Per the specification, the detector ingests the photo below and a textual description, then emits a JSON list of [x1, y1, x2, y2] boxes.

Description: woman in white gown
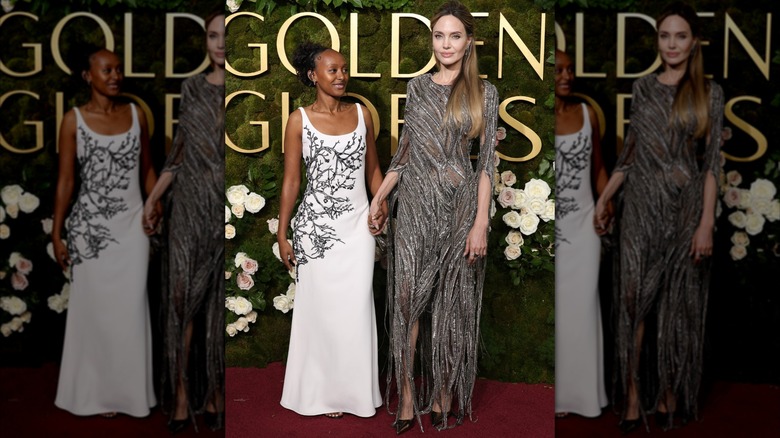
[[554, 49, 609, 418], [51, 46, 158, 418], [276, 42, 386, 418]]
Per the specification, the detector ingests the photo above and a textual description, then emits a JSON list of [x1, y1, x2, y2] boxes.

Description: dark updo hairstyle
[[68, 42, 108, 80], [291, 41, 329, 87]]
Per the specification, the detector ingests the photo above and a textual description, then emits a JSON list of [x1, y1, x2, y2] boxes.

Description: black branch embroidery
[[293, 127, 365, 267], [556, 132, 590, 222], [67, 127, 138, 264]]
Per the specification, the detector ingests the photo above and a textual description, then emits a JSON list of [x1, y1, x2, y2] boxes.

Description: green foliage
[[231, 0, 414, 20]]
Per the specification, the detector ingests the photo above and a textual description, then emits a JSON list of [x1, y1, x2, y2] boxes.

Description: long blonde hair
[[431, 1, 484, 139], [657, 1, 709, 139]]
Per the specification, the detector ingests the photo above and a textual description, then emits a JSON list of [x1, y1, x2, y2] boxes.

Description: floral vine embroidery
[[67, 126, 138, 264], [555, 131, 590, 222], [293, 126, 365, 267]]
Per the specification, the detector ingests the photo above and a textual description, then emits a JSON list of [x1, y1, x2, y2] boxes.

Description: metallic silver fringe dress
[[384, 73, 498, 429], [611, 74, 723, 428], [160, 73, 225, 428]]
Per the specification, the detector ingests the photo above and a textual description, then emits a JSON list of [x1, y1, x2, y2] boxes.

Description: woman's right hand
[[594, 198, 611, 235], [278, 238, 296, 271], [52, 237, 70, 271]]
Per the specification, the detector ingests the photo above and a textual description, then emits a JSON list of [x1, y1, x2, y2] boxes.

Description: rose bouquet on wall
[[718, 129, 780, 262], [0, 184, 70, 339], [224, 160, 294, 337], [492, 128, 556, 285]]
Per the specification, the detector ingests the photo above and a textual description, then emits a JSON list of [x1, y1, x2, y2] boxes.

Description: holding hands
[[368, 198, 388, 236], [593, 198, 613, 236], [142, 199, 163, 236]]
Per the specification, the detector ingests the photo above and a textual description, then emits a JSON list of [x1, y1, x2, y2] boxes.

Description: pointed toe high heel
[[395, 418, 413, 435], [167, 417, 190, 435], [618, 418, 641, 435]]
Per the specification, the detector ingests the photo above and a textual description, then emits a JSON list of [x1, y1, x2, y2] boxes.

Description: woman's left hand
[[689, 223, 713, 263], [464, 222, 488, 265]]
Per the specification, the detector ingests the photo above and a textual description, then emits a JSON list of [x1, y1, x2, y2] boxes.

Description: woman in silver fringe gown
[[369, 1, 498, 434], [594, 2, 723, 433], [143, 10, 225, 433]]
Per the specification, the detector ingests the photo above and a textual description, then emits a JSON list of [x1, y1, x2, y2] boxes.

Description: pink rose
[[15, 257, 32, 275], [498, 187, 516, 208], [496, 126, 507, 141], [11, 272, 28, 291], [241, 258, 258, 275], [236, 272, 254, 290], [723, 187, 741, 209]]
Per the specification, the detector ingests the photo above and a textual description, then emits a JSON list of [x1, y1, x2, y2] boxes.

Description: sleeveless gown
[[554, 103, 607, 417], [55, 104, 156, 417], [280, 104, 382, 416]]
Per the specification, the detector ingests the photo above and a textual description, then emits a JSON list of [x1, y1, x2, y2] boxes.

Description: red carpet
[[0, 362, 223, 438], [226, 362, 554, 437], [555, 382, 780, 437]]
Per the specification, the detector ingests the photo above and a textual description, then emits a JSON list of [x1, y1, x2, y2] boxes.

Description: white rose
[[226, 323, 238, 337], [749, 178, 777, 201], [225, 296, 237, 312], [1, 296, 27, 315], [518, 212, 541, 235], [767, 200, 780, 222], [512, 189, 528, 210], [234, 252, 248, 268], [46, 242, 55, 260], [244, 192, 266, 213], [60, 282, 70, 298], [246, 310, 258, 323], [1, 323, 11, 337], [497, 187, 516, 208], [504, 244, 522, 260], [6, 203, 19, 219], [8, 252, 22, 267], [500, 170, 517, 187], [226, 0, 241, 13], [731, 231, 749, 247], [226, 184, 250, 206], [540, 199, 555, 222], [524, 178, 551, 200], [48, 294, 67, 313], [225, 205, 231, 223], [10, 272, 28, 291], [241, 257, 259, 275], [273, 294, 293, 313], [288, 265, 296, 279], [750, 198, 772, 217], [716, 200, 723, 218], [225, 224, 236, 239], [0, 206, 5, 223], [0, 224, 10, 239], [18, 192, 40, 213], [267, 218, 279, 235], [493, 170, 500, 186], [505, 230, 524, 246], [1, 0, 14, 14], [15, 257, 32, 275], [286, 282, 296, 300], [9, 316, 23, 332], [737, 190, 751, 210], [231, 203, 245, 219], [41, 218, 53, 234], [493, 181, 505, 196], [489, 199, 496, 218], [730, 245, 747, 261], [722, 187, 741, 209], [0, 184, 23, 205], [234, 317, 249, 332], [493, 154, 501, 168], [20, 311, 31, 323], [225, 271, 232, 280], [527, 198, 546, 216], [236, 272, 254, 291], [502, 211, 522, 229], [233, 296, 253, 315], [728, 210, 747, 228], [726, 170, 742, 187], [744, 212, 765, 236]]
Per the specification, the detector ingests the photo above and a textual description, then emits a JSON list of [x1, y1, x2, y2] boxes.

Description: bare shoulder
[[359, 104, 373, 126]]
